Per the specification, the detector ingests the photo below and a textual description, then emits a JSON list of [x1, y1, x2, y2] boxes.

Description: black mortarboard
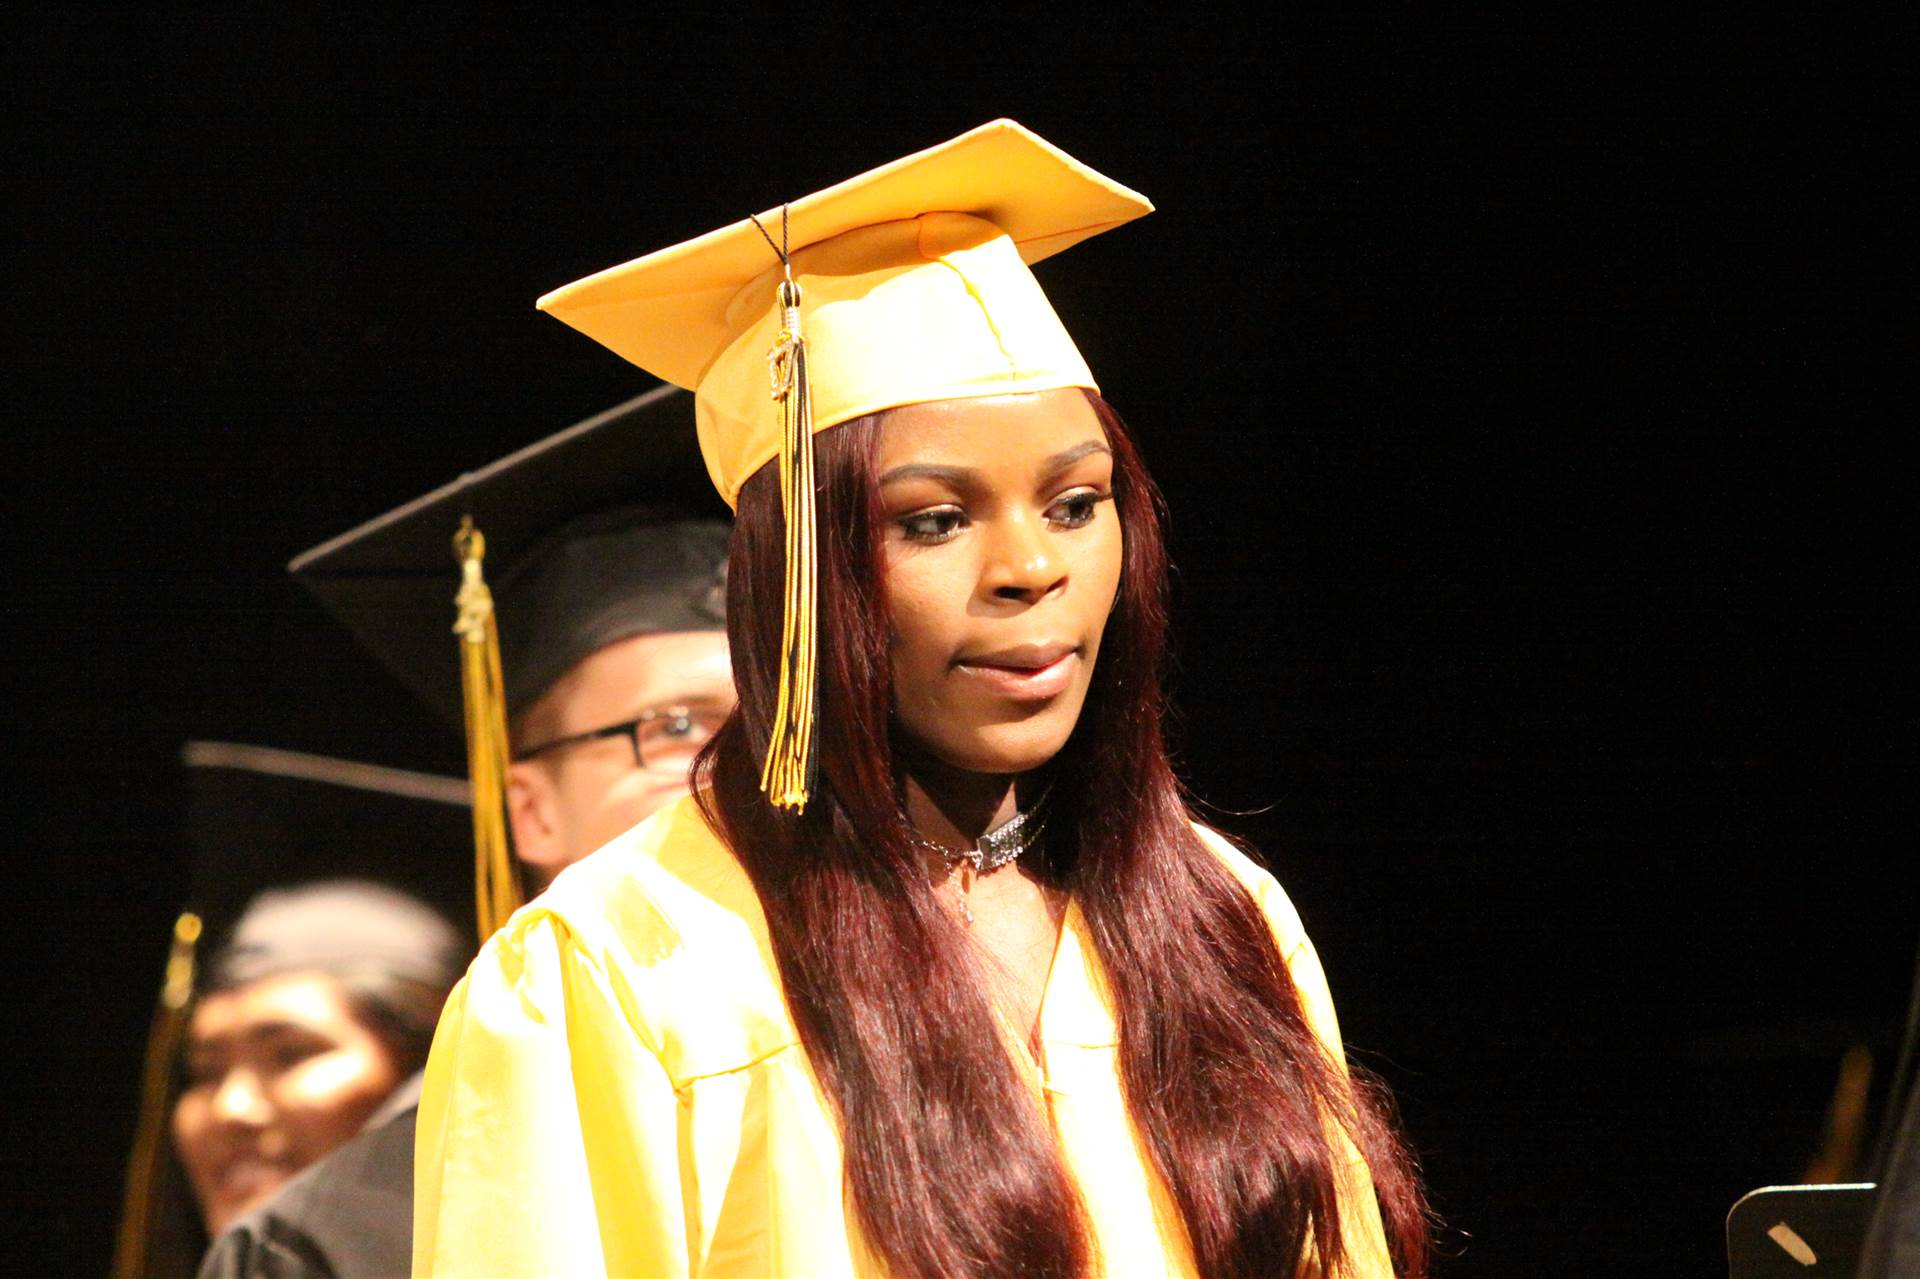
[[182, 740, 473, 963], [288, 384, 730, 728]]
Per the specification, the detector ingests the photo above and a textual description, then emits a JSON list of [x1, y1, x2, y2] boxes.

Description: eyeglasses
[[514, 704, 731, 774]]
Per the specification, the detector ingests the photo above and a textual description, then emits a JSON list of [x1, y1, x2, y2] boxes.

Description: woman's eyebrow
[[879, 442, 1112, 490], [1041, 441, 1112, 479], [239, 1020, 333, 1046], [878, 462, 975, 488]]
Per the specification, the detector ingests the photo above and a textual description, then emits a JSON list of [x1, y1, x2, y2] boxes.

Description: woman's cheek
[[279, 1050, 395, 1154], [887, 574, 953, 677], [170, 1090, 209, 1170], [170, 1090, 225, 1221]]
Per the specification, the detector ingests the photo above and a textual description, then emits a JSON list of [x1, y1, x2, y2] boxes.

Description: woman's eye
[[898, 508, 966, 544], [264, 1036, 330, 1073], [1047, 489, 1109, 530]]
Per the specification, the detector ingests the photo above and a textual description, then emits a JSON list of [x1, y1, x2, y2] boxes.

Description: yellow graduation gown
[[413, 796, 1394, 1278]]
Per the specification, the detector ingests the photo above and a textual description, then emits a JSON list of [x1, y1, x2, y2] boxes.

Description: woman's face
[[171, 971, 404, 1236], [878, 389, 1123, 776]]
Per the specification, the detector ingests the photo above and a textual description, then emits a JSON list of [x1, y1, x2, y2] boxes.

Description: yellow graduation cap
[[538, 120, 1152, 810]]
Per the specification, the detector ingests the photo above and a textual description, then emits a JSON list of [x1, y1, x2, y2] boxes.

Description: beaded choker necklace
[[910, 796, 1048, 924]]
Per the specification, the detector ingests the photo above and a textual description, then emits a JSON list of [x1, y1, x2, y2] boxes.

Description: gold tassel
[[453, 517, 523, 939], [110, 911, 201, 1279], [759, 272, 819, 811]]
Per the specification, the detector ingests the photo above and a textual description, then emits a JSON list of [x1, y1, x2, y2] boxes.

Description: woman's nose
[[983, 514, 1067, 604], [210, 1069, 272, 1127]]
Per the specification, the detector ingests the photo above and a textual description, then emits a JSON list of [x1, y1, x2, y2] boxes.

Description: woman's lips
[[215, 1156, 291, 1203], [953, 645, 1079, 701]]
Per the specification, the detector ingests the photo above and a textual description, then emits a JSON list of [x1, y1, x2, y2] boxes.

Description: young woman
[[414, 121, 1429, 1278]]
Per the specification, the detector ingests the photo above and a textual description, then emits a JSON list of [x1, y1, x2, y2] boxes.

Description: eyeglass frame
[[513, 703, 730, 774]]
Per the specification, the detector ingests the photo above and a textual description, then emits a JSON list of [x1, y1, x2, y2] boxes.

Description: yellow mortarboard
[[539, 119, 1153, 504], [537, 120, 1152, 810]]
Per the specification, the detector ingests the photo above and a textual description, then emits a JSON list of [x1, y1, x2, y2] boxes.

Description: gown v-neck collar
[[1004, 898, 1122, 1095]]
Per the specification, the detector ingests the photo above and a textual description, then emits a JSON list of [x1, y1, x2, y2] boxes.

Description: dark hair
[[333, 972, 446, 1077], [696, 393, 1429, 1278]]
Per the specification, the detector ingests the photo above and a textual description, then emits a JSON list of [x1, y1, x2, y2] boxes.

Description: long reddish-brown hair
[[696, 393, 1428, 1278]]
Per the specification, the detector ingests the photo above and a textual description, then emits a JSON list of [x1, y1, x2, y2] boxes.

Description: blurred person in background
[[194, 389, 733, 1278], [172, 879, 464, 1238], [111, 743, 472, 1279]]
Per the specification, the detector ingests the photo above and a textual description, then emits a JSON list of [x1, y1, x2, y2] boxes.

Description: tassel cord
[[758, 273, 819, 810], [748, 207, 820, 812], [453, 520, 523, 939], [110, 912, 201, 1279]]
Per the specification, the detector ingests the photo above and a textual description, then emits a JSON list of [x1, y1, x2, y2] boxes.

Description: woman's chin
[[917, 723, 1075, 778], [206, 1174, 288, 1237]]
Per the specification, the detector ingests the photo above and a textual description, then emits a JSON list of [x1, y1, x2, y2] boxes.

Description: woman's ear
[[506, 762, 566, 879]]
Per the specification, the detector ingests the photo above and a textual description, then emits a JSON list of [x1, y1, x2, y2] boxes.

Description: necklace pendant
[[974, 809, 1030, 873]]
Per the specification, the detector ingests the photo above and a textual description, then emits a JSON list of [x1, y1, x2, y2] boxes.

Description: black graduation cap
[[288, 384, 730, 728], [182, 740, 474, 959]]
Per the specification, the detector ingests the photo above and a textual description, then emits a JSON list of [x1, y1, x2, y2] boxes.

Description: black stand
[[1727, 1184, 1875, 1277]]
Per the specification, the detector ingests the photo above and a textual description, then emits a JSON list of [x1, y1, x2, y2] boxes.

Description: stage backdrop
[[7, 14, 1909, 1277]]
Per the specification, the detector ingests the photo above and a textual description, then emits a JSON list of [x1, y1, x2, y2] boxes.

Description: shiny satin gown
[[413, 797, 1393, 1277]]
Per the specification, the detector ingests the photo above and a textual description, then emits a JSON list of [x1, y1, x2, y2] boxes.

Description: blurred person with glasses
[[295, 385, 736, 897], [506, 641, 733, 889], [192, 387, 733, 1279]]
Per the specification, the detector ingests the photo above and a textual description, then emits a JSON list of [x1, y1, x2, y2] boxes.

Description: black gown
[[1859, 1053, 1920, 1275]]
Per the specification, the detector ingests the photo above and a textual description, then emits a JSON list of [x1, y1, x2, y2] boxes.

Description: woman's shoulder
[[1187, 819, 1350, 1058], [466, 795, 795, 1081], [512, 794, 758, 951], [1188, 819, 1310, 962]]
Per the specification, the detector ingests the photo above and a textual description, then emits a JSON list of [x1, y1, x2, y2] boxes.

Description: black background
[[7, 13, 1911, 1276]]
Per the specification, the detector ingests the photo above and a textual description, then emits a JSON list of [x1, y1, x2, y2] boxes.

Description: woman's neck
[[899, 751, 1025, 847]]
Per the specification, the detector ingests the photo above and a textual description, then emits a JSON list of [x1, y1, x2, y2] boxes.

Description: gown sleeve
[[412, 909, 690, 1279], [1223, 836, 1399, 1279], [1279, 925, 1397, 1276]]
